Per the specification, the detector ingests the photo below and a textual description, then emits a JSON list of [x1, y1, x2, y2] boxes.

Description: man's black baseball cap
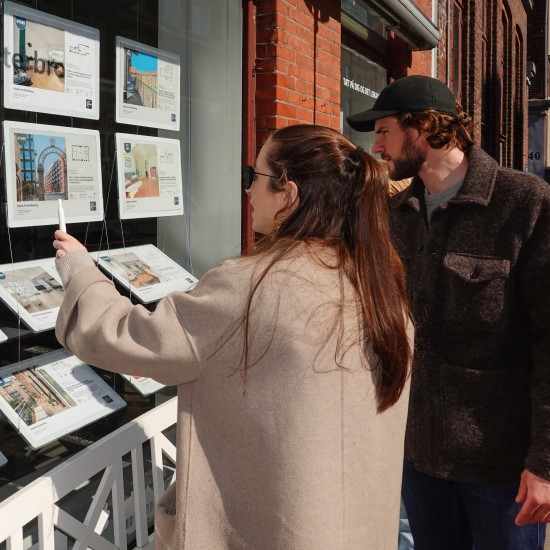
[[346, 75, 458, 132]]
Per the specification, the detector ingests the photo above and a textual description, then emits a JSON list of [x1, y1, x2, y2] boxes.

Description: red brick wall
[[255, 0, 342, 147], [253, 0, 529, 169], [438, 0, 529, 167], [460, 1, 485, 143], [386, 0, 433, 80], [388, 34, 432, 81], [253, 0, 437, 145]]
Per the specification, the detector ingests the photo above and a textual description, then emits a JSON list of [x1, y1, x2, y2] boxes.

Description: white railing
[[0, 397, 178, 550]]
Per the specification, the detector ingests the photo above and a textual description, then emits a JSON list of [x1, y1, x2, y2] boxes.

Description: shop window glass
[[0, 0, 241, 499], [341, 0, 387, 38]]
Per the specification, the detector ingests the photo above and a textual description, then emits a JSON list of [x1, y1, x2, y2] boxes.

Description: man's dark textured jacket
[[391, 145, 550, 483]]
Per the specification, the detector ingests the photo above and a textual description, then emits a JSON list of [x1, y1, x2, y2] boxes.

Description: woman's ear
[[284, 180, 299, 207]]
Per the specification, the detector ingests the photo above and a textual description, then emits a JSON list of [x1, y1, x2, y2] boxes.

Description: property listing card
[[115, 36, 180, 131], [0, 257, 64, 332], [93, 244, 197, 303], [3, 1, 100, 119], [115, 133, 183, 220], [122, 374, 165, 396], [0, 349, 126, 449], [3, 121, 103, 228]]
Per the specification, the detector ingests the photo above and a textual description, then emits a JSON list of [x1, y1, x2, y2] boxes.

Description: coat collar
[[392, 145, 499, 212]]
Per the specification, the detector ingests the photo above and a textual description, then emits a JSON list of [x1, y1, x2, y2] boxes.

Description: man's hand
[[515, 469, 550, 524], [53, 230, 87, 259]]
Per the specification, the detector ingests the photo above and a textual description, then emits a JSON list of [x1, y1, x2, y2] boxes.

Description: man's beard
[[386, 133, 426, 181]]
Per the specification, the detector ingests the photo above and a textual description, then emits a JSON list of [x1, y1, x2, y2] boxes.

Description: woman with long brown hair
[[53, 124, 412, 549]]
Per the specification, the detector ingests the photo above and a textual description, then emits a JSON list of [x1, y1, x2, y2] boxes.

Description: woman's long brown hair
[[241, 124, 411, 412]]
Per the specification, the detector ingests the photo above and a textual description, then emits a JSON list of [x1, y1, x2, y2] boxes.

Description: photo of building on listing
[[14, 132, 67, 202], [123, 47, 158, 109], [0, 366, 76, 427]]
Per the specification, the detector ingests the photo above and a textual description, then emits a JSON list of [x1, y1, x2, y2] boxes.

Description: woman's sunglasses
[[242, 165, 277, 190]]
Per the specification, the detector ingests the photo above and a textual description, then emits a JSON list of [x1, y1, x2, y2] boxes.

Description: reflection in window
[[341, 0, 386, 38]]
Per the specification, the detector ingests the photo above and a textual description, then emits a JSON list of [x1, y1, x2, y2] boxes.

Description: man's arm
[[515, 180, 550, 523]]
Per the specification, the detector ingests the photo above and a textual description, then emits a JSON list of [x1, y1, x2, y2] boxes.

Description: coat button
[[416, 243, 424, 252]]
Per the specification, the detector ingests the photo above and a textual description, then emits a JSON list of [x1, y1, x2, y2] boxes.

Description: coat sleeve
[[55, 250, 250, 386], [518, 185, 550, 480]]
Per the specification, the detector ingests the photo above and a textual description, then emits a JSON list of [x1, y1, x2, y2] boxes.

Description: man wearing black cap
[[348, 75, 550, 549]]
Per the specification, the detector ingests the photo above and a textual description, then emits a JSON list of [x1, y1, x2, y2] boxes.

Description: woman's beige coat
[[55, 246, 411, 550]]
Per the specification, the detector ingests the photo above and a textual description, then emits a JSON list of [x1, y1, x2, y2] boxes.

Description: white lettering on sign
[[342, 77, 380, 99]]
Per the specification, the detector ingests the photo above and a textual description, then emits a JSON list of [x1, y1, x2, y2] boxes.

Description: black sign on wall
[[340, 45, 386, 153]]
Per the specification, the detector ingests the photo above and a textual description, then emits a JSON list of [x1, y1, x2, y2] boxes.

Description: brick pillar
[[255, 0, 342, 147]]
